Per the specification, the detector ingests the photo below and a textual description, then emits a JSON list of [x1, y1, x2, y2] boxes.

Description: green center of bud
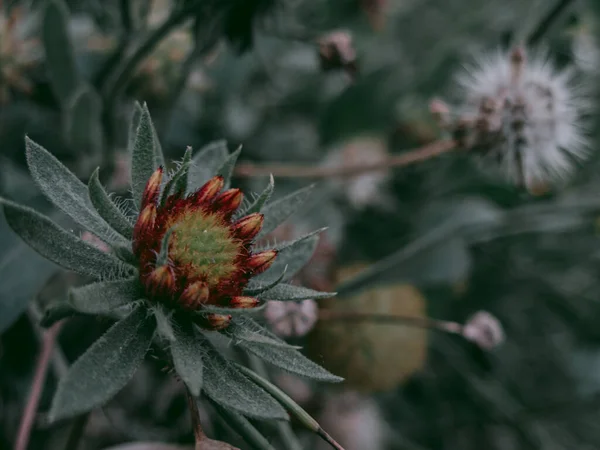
[[168, 210, 241, 287]]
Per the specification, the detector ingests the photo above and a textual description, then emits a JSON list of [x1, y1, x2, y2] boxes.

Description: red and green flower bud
[[133, 204, 157, 255], [141, 167, 163, 209], [229, 296, 259, 309], [180, 281, 210, 309], [247, 250, 277, 274], [231, 213, 264, 240], [145, 265, 176, 299], [212, 188, 243, 217], [191, 175, 224, 206], [202, 313, 232, 330]]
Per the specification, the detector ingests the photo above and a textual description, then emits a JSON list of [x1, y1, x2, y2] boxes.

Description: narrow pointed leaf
[[88, 168, 134, 239], [239, 174, 275, 217], [211, 402, 277, 450], [225, 317, 301, 350], [69, 278, 140, 314], [199, 338, 289, 420], [161, 147, 192, 203], [256, 185, 314, 240], [131, 103, 164, 209], [128, 101, 143, 151], [42, 0, 81, 103], [170, 321, 204, 396], [258, 284, 336, 302], [215, 146, 242, 190], [49, 305, 156, 422], [235, 364, 323, 431], [244, 266, 287, 295], [0, 199, 133, 280], [25, 137, 126, 246], [187, 140, 229, 193], [254, 233, 321, 284], [233, 318, 342, 382], [152, 304, 175, 341], [201, 302, 267, 315]]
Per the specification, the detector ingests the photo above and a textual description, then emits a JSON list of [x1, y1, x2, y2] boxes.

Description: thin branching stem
[[318, 310, 463, 334], [233, 140, 457, 179], [14, 320, 64, 450], [185, 386, 206, 448]]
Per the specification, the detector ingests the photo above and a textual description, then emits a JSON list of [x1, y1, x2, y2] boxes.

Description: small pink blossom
[[462, 310, 505, 350]]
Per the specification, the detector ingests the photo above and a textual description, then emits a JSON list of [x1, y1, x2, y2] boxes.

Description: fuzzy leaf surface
[[232, 318, 342, 382], [254, 232, 320, 284], [48, 305, 156, 422], [131, 103, 164, 209], [187, 141, 229, 193], [243, 267, 287, 296], [199, 338, 289, 420], [225, 317, 300, 350], [162, 148, 192, 202], [25, 137, 126, 246], [42, 0, 81, 103], [88, 168, 134, 239], [0, 199, 133, 280], [69, 278, 140, 314], [258, 283, 336, 302], [238, 175, 274, 218], [170, 321, 204, 396], [215, 146, 241, 190], [0, 213, 58, 332], [256, 185, 314, 240]]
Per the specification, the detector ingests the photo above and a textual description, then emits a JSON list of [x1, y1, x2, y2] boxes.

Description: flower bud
[[247, 250, 277, 274], [212, 189, 243, 217], [192, 175, 224, 205], [133, 204, 157, 255], [145, 265, 176, 299], [141, 167, 163, 209], [203, 313, 232, 331], [229, 296, 259, 309], [180, 281, 210, 309], [231, 213, 264, 240]]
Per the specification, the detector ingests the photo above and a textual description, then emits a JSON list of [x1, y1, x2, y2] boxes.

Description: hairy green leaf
[[128, 102, 143, 152], [225, 317, 301, 350], [243, 267, 287, 296], [254, 232, 321, 284], [0, 199, 133, 280], [88, 168, 134, 239], [69, 278, 140, 314], [0, 213, 59, 333], [211, 401, 277, 450], [199, 338, 289, 420], [48, 305, 156, 422], [258, 283, 336, 302], [162, 147, 192, 203], [42, 0, 81, 103], [187, 141, 229, 193], [256, 185, 314, 240], [233, 318, 342, 382], [170, 321, 204, 396], [215, 146, 242, 190], [131, 103, 164, 209], [25, 137, 126, 246], [41, 302, 79, 328], [236, 175, 274, 219]]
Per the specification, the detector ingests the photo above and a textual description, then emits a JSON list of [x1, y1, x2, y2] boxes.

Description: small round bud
[[462, 311, 505, 351]]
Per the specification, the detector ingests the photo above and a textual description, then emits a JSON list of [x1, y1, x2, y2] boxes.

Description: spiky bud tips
[[199, 313, 232, 331], [133, 204, 157, 255], [229, 296, 259, 309], [437, 46, 591, 191], [247, 250, 277, 274], [180, 281, 210, 309], [192, 175, 224, 205], [231, 213, 264, 240], [141, 167, 163, 209], [212, 188, 243, 217], [145, 265, 176, 299]]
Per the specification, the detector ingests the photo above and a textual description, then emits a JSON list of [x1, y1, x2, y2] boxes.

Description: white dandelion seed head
[[450, 46, 592, 191]]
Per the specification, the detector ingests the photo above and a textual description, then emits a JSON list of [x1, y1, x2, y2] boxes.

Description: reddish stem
[[14, 321, 64, 450]]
